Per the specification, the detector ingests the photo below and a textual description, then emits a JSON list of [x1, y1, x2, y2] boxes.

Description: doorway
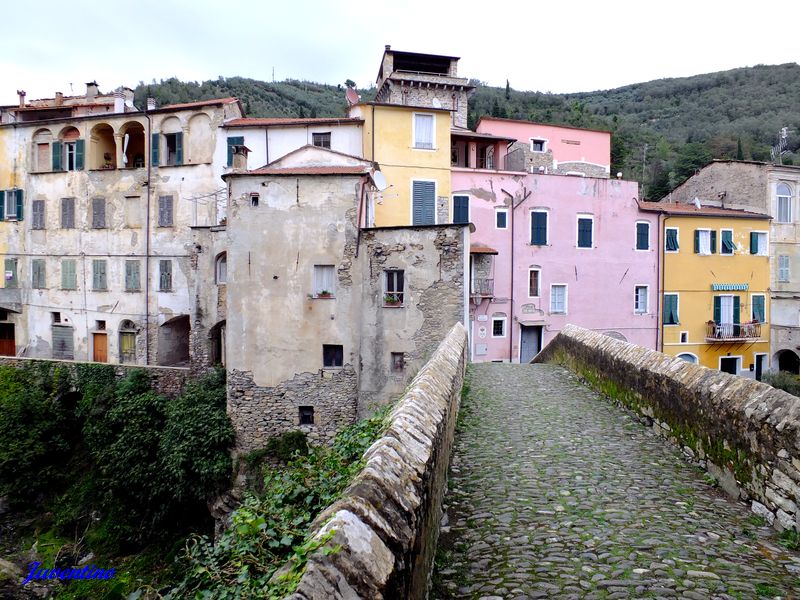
[[719, 356, 740, 376], [520, 325, 542, 363], [93, 332, 108, 363], [754, 354, 766, 381], [0, 323, 14, 356]]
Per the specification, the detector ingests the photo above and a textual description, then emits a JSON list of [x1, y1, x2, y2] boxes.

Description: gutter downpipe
[[658, 213, 666, 353], [144, 109, 152, 364]]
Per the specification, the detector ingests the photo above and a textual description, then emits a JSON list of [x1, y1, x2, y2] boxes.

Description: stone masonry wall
[[534, 324, 800, 532], [0, 356, 190, 398], [288, 323, 468, 600]]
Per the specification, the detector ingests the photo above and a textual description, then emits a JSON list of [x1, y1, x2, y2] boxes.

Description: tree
[[344, 79, 356, 89], [737, 137, 744, 160], [674, 142, 713, 183], [505, 79, 511, 100]]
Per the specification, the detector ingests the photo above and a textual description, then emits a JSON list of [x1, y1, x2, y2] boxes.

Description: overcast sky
[[3, 0, 799, 105]]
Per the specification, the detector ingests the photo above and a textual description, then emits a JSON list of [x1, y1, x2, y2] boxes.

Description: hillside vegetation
[[135, 62, 800, 198]]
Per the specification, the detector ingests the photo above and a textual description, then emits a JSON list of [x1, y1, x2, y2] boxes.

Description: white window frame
[[530, 137, 548, 153], [312, 264, 336, 298], [495, 207, 509, 230], [696, 228, 712, 255], [530, 209, 549, 245], [384, 269, 405, 306], [215, 253, 227, 285], [679, 331, 689, 344], [778, 254, 790, 282], [528, 268, 541, 298], [665, 227, 680, 253], [676, 352, 698, 364], [452, 194, 470, 224], [634, 285, 649, 315], [753, 230, 769, 256], [635, 220, 650, 251], [4, 191, 17, 219], [776, 183, 792, 223], [576, 214, 594, 249], [491, 316, 507, 338], [750, 293, 766, 323], [412, 112, 436, 150], [720, 228, 734, 256], [550, 283, 568, 315]]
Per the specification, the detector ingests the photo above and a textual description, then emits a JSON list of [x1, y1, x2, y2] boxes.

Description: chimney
[[113, 90, 125, 113], [55, 92, 63, 106], [123, 87, 135, 108], [16, 90, 25, 108], [146, 97, 156, 111], [385, 44, 391, 51], [85, 81, 99, 100], [231, 144, 251, 171]]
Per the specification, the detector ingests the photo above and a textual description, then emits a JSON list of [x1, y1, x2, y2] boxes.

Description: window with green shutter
[[577, 216, 593, 248], [151, 133, 160, 166], [61, 198, 75, 229], [531, 211, 547, 245], [752, 295, 765, 323], [31, 259, 46, 289], [227, 136, 244, 167], [92, 260, 107, 290], [452, 195, 469, 224], [158, 196, 174, 226], [159, 260, 172, 291], [635, 222, 649, 250], [663, 293, 679, 324], [411, 180, 435, 225], [164, 133, 183, 166], [1, 189, 23, 221], [61, 259, 77, 290], [125, 260, 141, 291], [32, 200, 45, 229], [721, 230, 734, 254], [665, 228, 679, 252]]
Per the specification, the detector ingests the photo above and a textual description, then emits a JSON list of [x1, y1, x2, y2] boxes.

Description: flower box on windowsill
[[314, 291, 334, 299], [383, 294, 403, 307]]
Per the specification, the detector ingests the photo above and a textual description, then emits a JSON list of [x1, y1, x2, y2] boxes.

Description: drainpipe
[[509, 195, 515, 362], [265, 126, 269, 164], [658, 213, 667, 353], [144, 109, 153, 364], [355, 175, 368, 257]]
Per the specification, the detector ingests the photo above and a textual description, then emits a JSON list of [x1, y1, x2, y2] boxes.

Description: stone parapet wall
[[0, 356, 190, 398], [534, 324, 800, 532], [287, 322, 467, 599]]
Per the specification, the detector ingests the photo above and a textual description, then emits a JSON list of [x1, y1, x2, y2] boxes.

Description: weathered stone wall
[[288, 322, 467, 600], [534, 324, 800, 532], [0, 356, 190, 397], [668, 160, 767, 209]]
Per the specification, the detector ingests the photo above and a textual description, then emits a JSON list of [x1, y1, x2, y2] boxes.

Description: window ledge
[[411, 146, 438, 151], [311, 295, 335, 300], [383, 303, 404, 308]]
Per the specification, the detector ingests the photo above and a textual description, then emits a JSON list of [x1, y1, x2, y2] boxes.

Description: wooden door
[[93, 333, 108, 363], [0, 324, 14, 356]]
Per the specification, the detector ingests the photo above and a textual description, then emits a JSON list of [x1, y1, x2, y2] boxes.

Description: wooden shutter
[[227, 136, 244, 166], [159, 196, 173, 226], [175, 132, 183, 165], [62, 260, 76, 290], [532, 212, 547, 245], [710, 230, 717, 253], [753, 296, 765, 322], [578, 219, 592, 247], [4, 259, 17, 288], [636, 223, 648, 249], [151, 133, 160, 166], [61, 198, 75, 228], [32, 260, 45, 288], [93, 260, 106, 290], [125, 261, 140, 291], [75, 139, 85, 170], [52, 141, 63, 171], [713, 296, 721, 324], [15, 190, 23, 221], [733, 296, 740, 324], [694, 230, 700, 253], [92, 198, 105, 228], [453, 196, 469, 224], [750, 232, 758, 254], [160, 260, 172, 291], [32, 200, 44, 229], [52, 326, 74, 359], [412, 181, 435, 225], [0, 191, 5, 221]]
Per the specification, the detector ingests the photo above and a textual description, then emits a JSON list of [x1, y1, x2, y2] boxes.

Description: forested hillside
[[134, 62, 800, 198]]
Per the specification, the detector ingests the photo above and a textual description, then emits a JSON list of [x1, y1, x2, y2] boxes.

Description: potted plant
[[317, 290, 333, 298], [384, 293, 402, 306]]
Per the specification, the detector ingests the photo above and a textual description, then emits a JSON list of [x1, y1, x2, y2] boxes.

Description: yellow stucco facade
[[658, 212, 771, 377], [350, 103, 451, 227]]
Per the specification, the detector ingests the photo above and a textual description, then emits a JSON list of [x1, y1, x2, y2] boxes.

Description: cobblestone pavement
[[433, 363, 800, 599]]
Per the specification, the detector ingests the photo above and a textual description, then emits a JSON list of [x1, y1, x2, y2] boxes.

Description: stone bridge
[[287, 325, 800, 599]]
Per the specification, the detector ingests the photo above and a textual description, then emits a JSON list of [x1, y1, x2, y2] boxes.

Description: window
[[299, 406, 315, 425], [120, 330, 136, 364], [158, 196, 174, 227], [412, 180, 435, 225], [91, 198, 106, 229], [226, 136, 244, 166], [390, 352, 405, 373], [61, 198, 75, 229], [530, 138, 547, 152], [322, 344, 343, 368], [312, 132, 331, 149], [159, 260, 172, 292], [413, 113, 434, 149], [495, 208, 508, 230], [96, 320, 106, 330], [635, 222, 650, 250], [752, 294, 766, 323], [491, 316, 506, 338], [680, 331, 688, 344], [550, 284, 567, 314], [577, 215, 593, 248], [31, 200, 45, 230], [0, 189, 23, 221], [721, 229, 734, 255], [665, 227, 679, 252], [4, 259, 17, 288], [31, 259, 46, 289], [125, 260, 141, 291], [531, 210, 547, 245], [779, 255, 790, 281], [384, 269, 404, 305], [663, 293, 679, 325], [250, 193, 259, 207], [776, 183, 792, 223], [216, 253, 227, 284], [694, 229, 716, 255], [164, 132, 184, 166], [453, 195, 469, 224], [313, 264, 335, 297], [750, 231, 768, 256], [61, 260, 76, 290], [634, 285, 648, 314], [51, 312, 61, 324], [713, 295, 740, 325], [52, 134, 84, 171], [92, 260, 107, 290], [528, 268, 540, 297]]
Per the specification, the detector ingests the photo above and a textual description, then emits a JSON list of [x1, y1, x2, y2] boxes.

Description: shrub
[[762, 371, 800, 397], [264, 430, 309, 462]]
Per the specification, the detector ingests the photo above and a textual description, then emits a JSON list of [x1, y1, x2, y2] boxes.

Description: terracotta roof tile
[[225, 117, 363, 127], [241, 166, 370, 176], [638, 201, 770, 219]]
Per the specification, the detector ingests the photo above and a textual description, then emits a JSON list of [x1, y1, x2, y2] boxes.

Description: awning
[[470, 244, 498, 255]]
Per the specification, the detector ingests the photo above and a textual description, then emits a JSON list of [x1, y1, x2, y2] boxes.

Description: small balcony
[[471, 278, 494, 298], [705, 322, 761, 342]]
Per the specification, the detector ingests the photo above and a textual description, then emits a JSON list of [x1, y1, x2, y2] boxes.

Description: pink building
[[452, 121, 658, 362]]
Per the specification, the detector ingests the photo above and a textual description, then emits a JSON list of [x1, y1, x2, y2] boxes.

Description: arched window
[[55, 126, 84, 171], [676, 353, 698, 364], [776, 183, 792, 223], [32, 128, 53, 172], [89, 123, 116, 169], [215, 252, 227, 284]]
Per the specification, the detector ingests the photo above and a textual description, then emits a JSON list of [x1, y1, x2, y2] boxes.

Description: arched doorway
[[209, 320, 226, 366], [777, 349, 800, 374], [157, 315, 190, 366], [119, 319, 138, 364]]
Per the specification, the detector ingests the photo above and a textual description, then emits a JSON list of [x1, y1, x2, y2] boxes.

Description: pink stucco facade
[[453, 168, 658, 362], [476, 117, 611, 172]]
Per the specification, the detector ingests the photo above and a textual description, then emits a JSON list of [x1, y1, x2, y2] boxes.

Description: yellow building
[[349, 102, 452, 226], [640, 202, 772, 379]]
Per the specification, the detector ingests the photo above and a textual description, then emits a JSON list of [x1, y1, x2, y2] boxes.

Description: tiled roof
[[225, 117, 363, 127], [470, 243, 498, 254], [638, 201, 770, 219], [240, 166, 370, 176]]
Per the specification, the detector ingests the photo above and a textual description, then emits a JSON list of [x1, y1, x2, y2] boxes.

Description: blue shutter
[[52, 141, 63, 171], [453, 196, 469, 224], [532, 212, 547, 245], [636, 222, 648, 249], [151, 133, 160, 167], [578, 218, 592, 247], [75, 139, 85, 170], [412, 181, 435, 225], [175, 132, 183, 165]]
